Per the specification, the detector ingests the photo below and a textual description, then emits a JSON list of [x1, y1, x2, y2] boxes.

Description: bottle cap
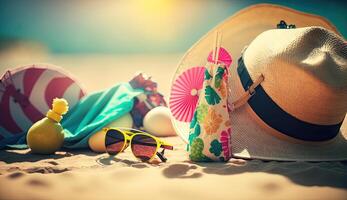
[[46, 98, 69, 122]]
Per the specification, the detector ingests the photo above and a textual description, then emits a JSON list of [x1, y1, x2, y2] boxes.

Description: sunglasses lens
[[105, 129, 125, 155], [131, 135, 157, 162]]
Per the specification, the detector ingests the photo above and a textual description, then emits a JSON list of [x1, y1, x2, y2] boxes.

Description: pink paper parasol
[[207, 47, 232, 68], [169, 66, 205, 122]]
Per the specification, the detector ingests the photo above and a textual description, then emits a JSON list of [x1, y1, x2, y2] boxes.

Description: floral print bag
[[188, 63, 232, 162]]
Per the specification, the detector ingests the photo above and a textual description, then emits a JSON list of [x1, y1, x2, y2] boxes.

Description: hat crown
[[245, 27, 347, 88], [243, 26, 347, 125]]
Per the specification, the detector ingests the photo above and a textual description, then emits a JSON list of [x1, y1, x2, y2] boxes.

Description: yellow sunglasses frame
[[104, 127, 173, 162]]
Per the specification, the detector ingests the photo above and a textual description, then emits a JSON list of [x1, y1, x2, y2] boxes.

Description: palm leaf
[[214, 66, 224, 88], [204, 69, 212, 80], [205, 85, 221, 105]]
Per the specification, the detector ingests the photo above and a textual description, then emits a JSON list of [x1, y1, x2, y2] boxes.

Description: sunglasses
[[104, 128, 173, 162]]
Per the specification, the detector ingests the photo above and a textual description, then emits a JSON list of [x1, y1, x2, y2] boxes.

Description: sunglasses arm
[[155, 142, 173, 162], [160, 142, 173, 150], [156, 149, 168, 162]]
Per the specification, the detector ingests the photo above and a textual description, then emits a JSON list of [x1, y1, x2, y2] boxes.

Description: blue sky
[[0, 0, 346, 54]]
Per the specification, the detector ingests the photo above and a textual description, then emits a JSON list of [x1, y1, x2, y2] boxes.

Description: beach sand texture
[[1, 136, 347, 200], [0, 54, 347, 200]]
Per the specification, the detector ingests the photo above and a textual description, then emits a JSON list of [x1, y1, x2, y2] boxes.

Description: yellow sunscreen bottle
[[27, 98, 69, 154]]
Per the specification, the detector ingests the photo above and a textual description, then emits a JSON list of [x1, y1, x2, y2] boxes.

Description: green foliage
[[189, 112, 201, 149], [214, 66, 225, 88], [205, 68, 212, 80], [205, 86, 221, 105], [190, 111, 198, 129], [196, 103, 208, 123], [189, 123, 200, 145], [189, 138, 212, 162], [209, 139, 222, 157]]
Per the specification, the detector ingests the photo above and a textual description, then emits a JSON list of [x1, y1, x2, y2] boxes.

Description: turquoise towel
[[2, 82, 143, 149], [62, 82, 143, 148]]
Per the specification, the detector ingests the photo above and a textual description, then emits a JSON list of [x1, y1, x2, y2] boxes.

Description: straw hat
[[171, 4, 347, 161]]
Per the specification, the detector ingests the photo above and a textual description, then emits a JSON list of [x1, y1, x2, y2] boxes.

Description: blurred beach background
[[1, 1, 347, 200], [0, 0, 346, 96]]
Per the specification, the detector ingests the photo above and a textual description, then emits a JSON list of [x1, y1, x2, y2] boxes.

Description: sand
[[1, 136, 347, 200], [1, 53, 347, 200]]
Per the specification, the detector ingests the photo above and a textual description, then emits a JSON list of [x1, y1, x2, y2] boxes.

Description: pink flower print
[[220, 128, 231, 160]]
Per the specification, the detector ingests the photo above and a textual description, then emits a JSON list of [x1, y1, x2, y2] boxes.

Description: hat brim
[[228, 60, 347, 161], [170, 3, 347, 161]]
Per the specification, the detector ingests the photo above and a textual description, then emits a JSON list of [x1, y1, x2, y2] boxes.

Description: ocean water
[[0, 0, 346, 54]]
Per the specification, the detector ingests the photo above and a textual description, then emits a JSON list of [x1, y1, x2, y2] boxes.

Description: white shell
[[143, 106, 176, 137]]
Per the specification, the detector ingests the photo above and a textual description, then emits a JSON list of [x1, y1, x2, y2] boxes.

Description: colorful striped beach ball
[[0, 64, 86, 141]]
